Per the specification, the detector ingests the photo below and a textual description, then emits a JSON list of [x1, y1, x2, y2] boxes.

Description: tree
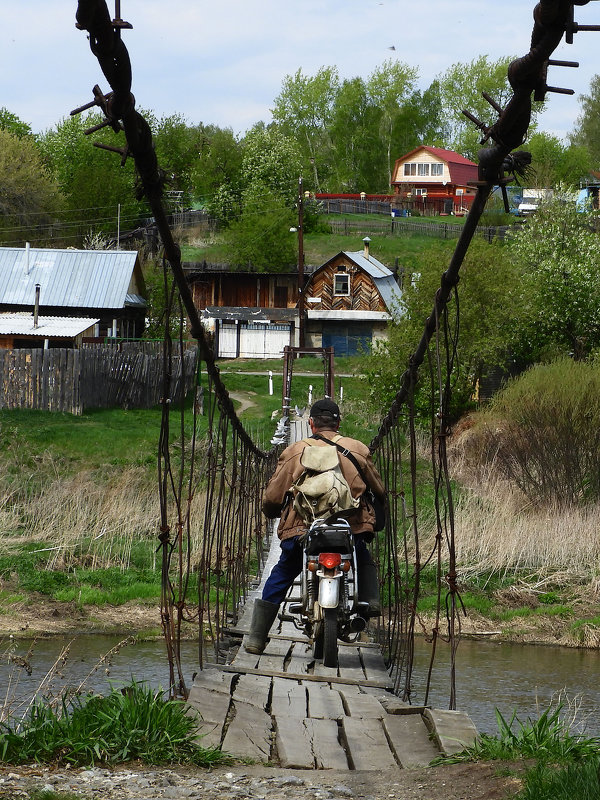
[[0, 108, 32, 139], [571, 74, 600, 166], [0, 128, 62, 244], [191, 125, 243, 214], [526, 132, 591, 188], [39, 113, 147, 243], [272, 66, 339, 191], [437, 55, 523, 159], [241, 123, 304, 204], [368, 238, 521, 419], [366, 59, 418, 187], [223, 184, 296, 272], [508, 192, 600, 360], [330, 77, 384, 192], [151, 113, 205, 204]]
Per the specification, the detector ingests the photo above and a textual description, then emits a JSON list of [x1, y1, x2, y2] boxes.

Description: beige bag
[[292, 441, 360, 523]]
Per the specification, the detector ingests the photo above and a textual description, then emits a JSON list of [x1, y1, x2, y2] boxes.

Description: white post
[[268, 371, 273, 396], [340, 385, 344, 403], [308, 384, 313, 405], [117, 203, 121, 248]]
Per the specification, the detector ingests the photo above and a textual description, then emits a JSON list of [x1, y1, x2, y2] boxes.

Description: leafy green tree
[[368, 238, 520, 418], [39, 113, 147, 242], [366, 59, 418, 186], [151, 113, 205, 203], [0, 108, 32, 139], [223, 184, 296, 272], [526, 132, 591, 188], [0, 128, 62, 244], [272, 66, 339, 191], [437, 55, 522, 159], [508, 192, 600, 360], [191, 125, 243, 213], [330, 77, 384, 192], [571, 74, 600, 166], [241, 123, 304, 204]]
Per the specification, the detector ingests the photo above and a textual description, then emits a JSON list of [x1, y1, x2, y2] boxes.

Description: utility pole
[[297, 176, 305, 348]]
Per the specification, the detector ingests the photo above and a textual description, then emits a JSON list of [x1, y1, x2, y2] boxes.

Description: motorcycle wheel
[[322, 607, 338, 668], [313, 620, 324, 660]]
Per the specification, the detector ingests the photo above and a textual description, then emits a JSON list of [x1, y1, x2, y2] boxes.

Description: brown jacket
[[262, 430, 385, 541]]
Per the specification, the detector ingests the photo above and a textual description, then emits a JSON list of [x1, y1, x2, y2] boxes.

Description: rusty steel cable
[[72, 1, 595, 704]]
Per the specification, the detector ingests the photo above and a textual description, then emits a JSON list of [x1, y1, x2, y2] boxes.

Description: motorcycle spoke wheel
[[322, 607, 338, 668]]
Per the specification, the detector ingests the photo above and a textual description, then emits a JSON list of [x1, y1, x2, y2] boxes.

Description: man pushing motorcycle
[[245, 398, 386, 655]]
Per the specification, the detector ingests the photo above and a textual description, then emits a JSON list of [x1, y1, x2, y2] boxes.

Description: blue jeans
[[262, 535, 374, 605]]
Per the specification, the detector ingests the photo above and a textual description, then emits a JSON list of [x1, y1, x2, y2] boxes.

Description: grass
[[0, 680, 230, 767]]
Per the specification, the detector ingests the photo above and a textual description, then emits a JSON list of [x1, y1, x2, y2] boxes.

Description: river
[[2, 635, 599, 736]]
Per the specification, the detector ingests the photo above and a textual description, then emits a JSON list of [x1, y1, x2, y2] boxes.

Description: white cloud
[[1, 0, 598, 141]]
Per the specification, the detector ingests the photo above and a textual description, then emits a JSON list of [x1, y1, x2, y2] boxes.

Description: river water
[[2, 635, 599, 736]]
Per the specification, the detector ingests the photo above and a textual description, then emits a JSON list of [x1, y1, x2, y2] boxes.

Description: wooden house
[[303, 239, 401, 356], [0, 246, 147, 340], [187, 263, 299, 358], [391, 146, 478, 215]]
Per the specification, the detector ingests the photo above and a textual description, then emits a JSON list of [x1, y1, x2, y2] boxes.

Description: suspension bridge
[[71, 0, 599, 771]]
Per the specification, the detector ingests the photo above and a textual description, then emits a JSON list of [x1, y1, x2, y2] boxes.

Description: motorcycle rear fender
[[318, 575, 341, 608]]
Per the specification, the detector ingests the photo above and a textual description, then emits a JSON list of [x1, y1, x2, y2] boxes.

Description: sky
[[2, 0, 599, 142]]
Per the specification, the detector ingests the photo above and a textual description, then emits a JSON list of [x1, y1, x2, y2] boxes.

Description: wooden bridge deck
[[187, 416, 478, 769]]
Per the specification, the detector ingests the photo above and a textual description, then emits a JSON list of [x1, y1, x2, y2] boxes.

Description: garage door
[[322, 324, 372, 356]]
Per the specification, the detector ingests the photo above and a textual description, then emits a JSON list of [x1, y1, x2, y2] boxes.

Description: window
[[417, 163, 430, 177], [431, 163, 444, 176], [334, 273, 350, 295], [415, 188, 427, 196], [403, 163, 416, 176]]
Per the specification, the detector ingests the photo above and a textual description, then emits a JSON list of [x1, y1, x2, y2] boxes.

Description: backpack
[[291, 440, 360, 524]]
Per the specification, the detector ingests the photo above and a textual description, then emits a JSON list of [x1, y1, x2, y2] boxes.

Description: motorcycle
[[282, 517, 369, 668]]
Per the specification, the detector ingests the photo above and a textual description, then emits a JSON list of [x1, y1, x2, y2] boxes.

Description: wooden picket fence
[[0, 345, 198, 415]]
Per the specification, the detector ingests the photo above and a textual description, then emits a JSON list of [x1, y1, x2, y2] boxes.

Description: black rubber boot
[[244, 598, 279, 654], [358, 561, 381, 617]]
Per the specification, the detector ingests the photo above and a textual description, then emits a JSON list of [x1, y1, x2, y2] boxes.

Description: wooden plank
[[337, 691, 386, 719], [383, 714, 440, 768], [189, 669, 233, 693], [286, 640, 313, 674], [337, 646, 366, 682], [274, 716, 314, 769], [213, 663, 392, 688], [306, 682, 345, 720], [185, 687, 231, 749], [271, 679, 306, 717], [256, 637, 290, 673], [423, 708, 478, 756], [342, 717, 397, 771], [359, 646, 393, 687], [233, 674, 271, 708], [306, 718, 348, 770], [221, 701, 272, 762]]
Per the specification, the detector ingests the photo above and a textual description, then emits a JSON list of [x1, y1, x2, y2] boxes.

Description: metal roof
[[0, 247, 143, 309], [341, 250, 402, 315], [307, 310, 391, 322], [203, 306, 297, 323], [0, 313, 99, 337]]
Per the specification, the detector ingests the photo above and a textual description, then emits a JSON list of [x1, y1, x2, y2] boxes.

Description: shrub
[[464, 359, 600, 507]]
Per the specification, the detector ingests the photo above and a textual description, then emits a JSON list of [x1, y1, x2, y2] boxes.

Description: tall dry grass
[[0, 463, 208, 571]]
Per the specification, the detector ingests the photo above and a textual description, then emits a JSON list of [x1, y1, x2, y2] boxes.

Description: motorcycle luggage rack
[[305, 529, 352, 554]]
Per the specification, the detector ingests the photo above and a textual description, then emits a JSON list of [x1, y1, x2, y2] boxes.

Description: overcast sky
[[2, 0, 599, 142]]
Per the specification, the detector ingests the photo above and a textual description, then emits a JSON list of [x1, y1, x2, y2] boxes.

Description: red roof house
[[391, 146, 479, 215]]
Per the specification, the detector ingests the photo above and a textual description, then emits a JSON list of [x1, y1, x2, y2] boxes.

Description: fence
[[0, 345, 198, 415], [327, 215, 509, 242]]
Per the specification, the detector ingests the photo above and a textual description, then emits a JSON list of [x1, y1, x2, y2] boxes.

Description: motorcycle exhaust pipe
[[348, 616, 367, 633]]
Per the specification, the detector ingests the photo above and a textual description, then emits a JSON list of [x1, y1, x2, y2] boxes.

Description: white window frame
[[334, 273, 350, 296], [415, 188, 427, 196], [417, 163, 430, 177], [403, 163, 416, 176], [431, 163, 444, 176]]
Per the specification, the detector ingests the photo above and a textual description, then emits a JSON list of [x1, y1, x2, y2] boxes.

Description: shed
[[0, 313, 100, 350], [0, 246, 146, 339]]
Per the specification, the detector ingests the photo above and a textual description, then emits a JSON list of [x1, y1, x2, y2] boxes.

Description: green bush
[[0, 681, 229, 767], [467, 358, 600, 506], [517, 759, 600, 800]]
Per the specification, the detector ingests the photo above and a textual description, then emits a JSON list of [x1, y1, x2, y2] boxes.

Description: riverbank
[[2, 590, 599, 650], [0, 761, 524, 800]]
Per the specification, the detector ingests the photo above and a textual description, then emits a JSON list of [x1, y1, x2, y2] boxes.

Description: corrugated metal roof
[[0, 313, 99, 337], [307, 310, 390, 322], [342, 250, 402, 315], [0, 247, 140, 310]]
